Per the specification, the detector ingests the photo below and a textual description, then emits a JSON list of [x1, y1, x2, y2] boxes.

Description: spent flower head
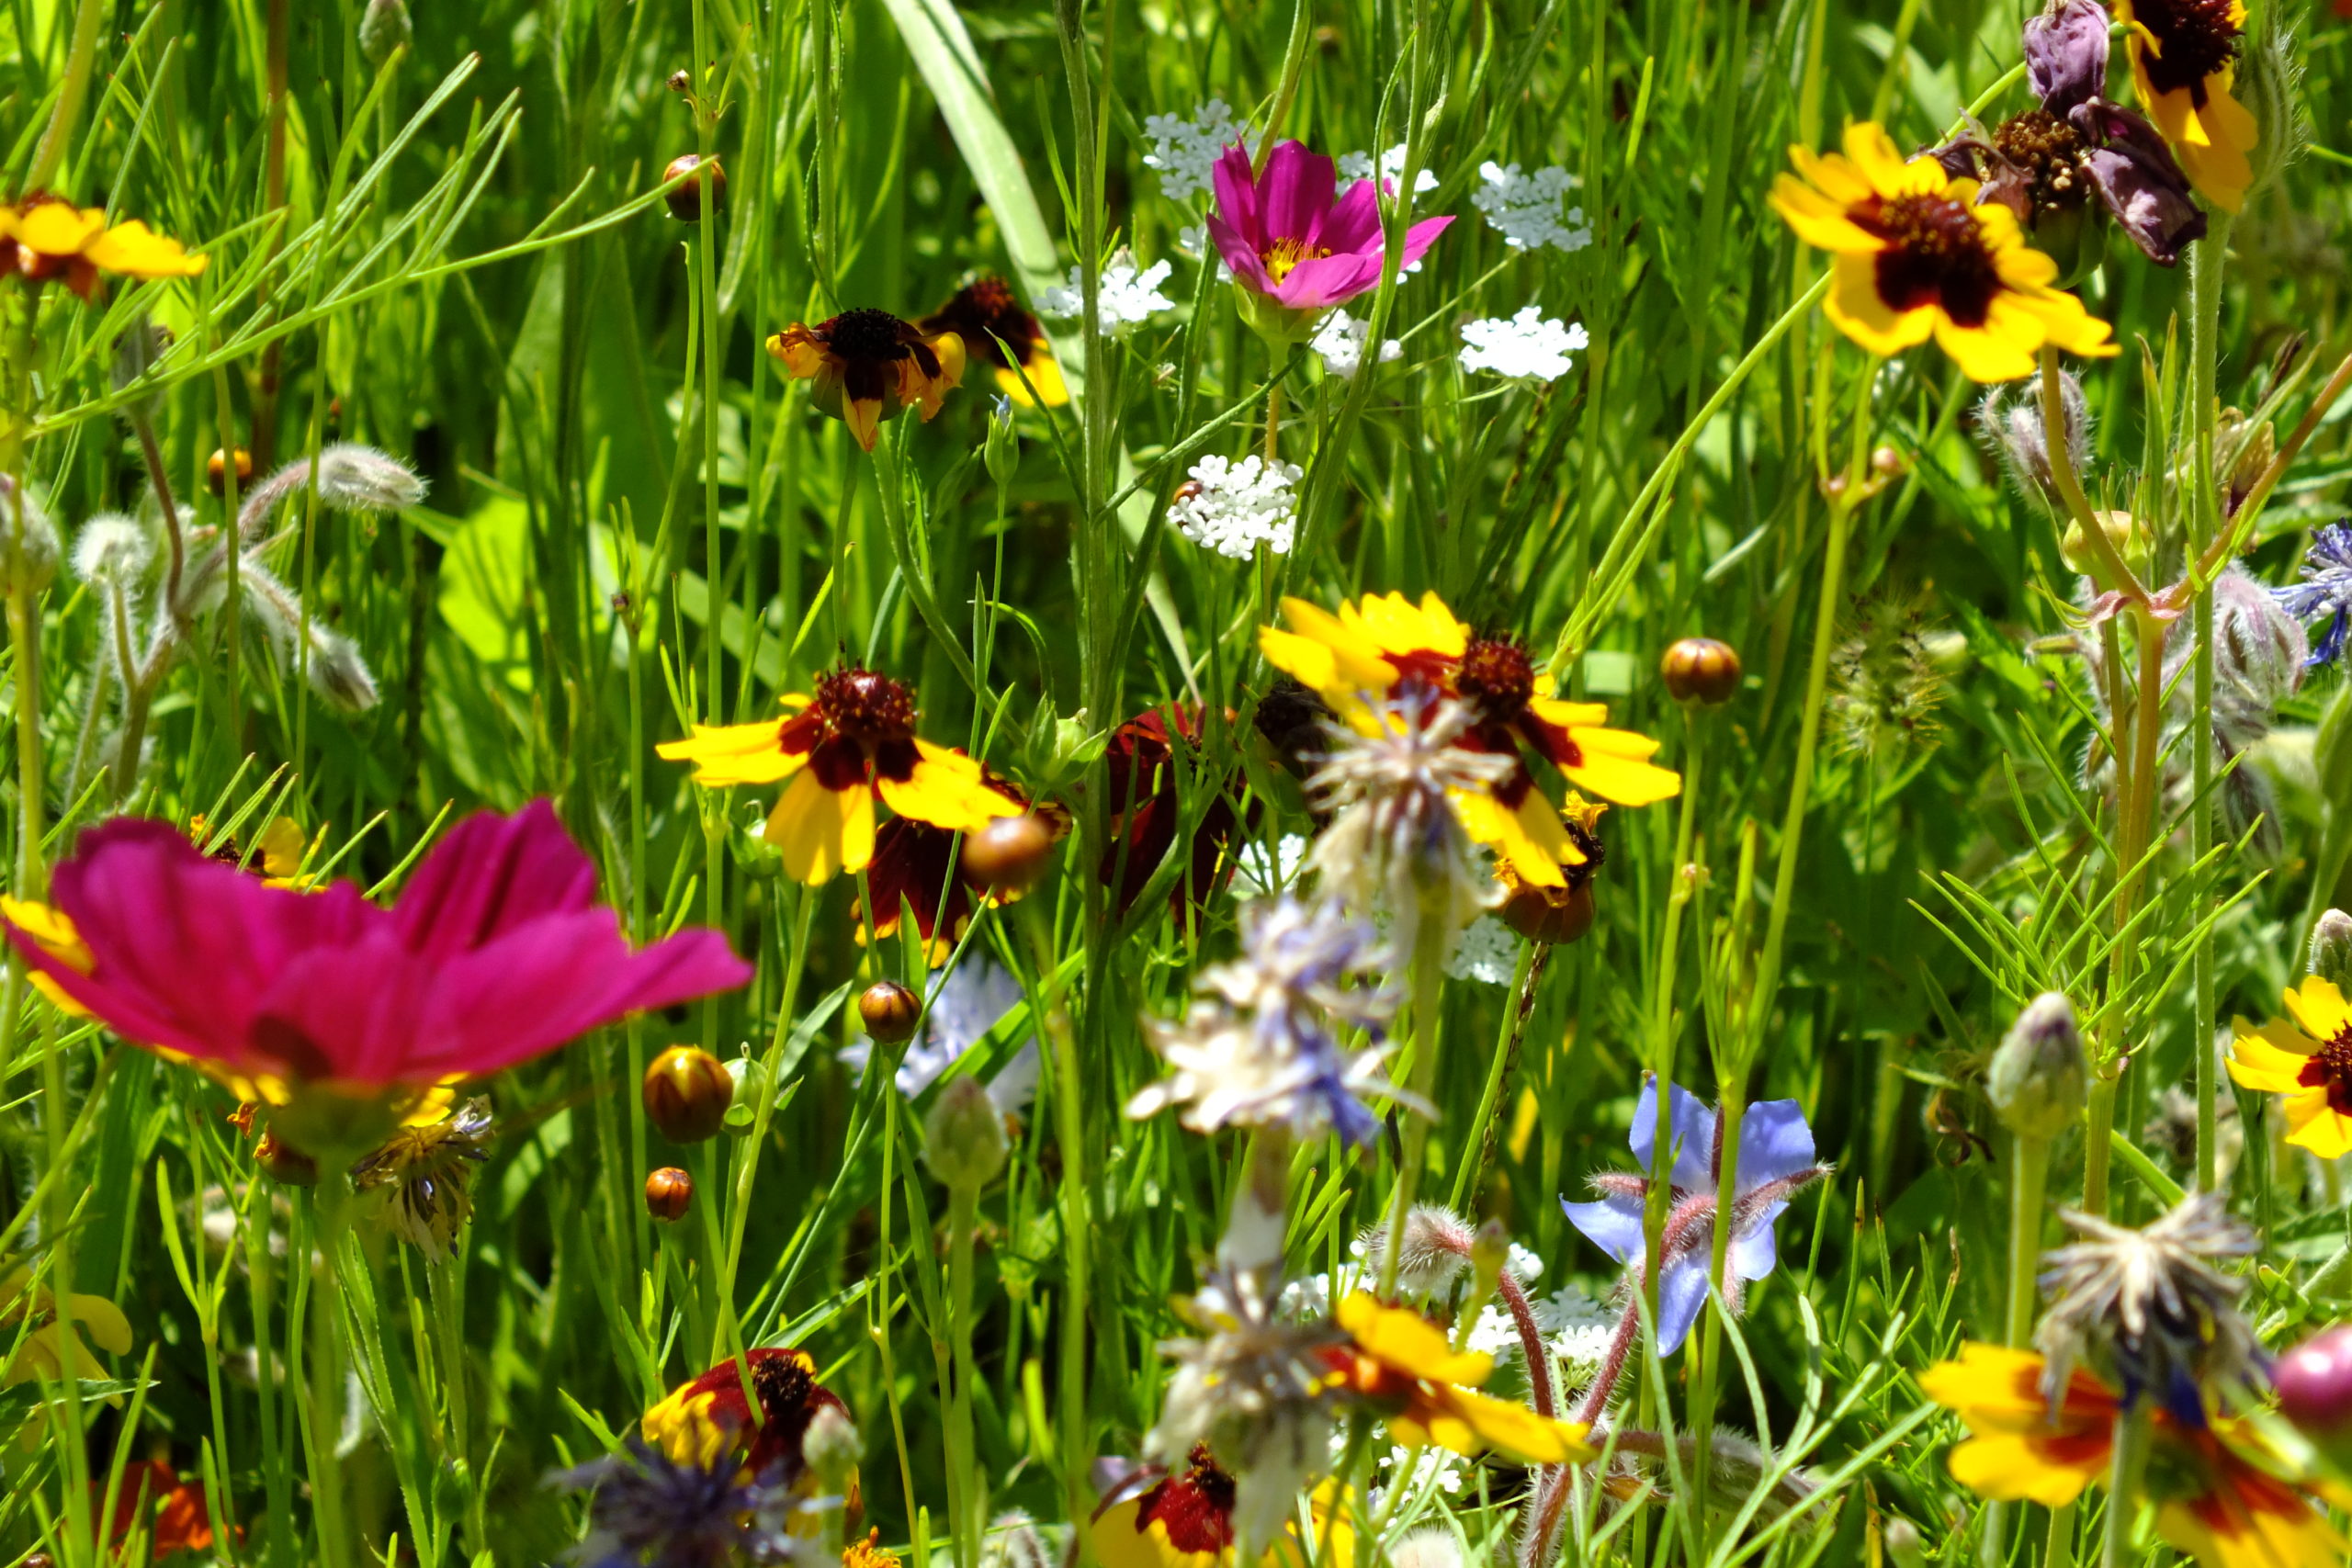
[[349, 1095, 496, 1258]]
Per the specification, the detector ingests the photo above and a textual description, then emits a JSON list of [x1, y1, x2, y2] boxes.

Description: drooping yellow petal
[[1823, 254, 1938, 358], [2284, 1100, 2352, 1161], [2226, 1024, 2310, 1094], [81, 219, 207, 279], [877, 742, 1023, 833], [762, 768, 874, 885], [1452, 787, 1566, 887], [1564, 748, 1681, 808], [16, 202, 105, 257], [1336, 1293, 1492, 1386], [657, 720, 803, 786], [1418, 1386, 1595, 1464], [1948, 1433, 2101, 1507], [66, 1292, 133, 1357]]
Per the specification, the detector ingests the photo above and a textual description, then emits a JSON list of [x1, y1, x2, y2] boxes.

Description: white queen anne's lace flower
[[1037, 250, 1175, 334], [1311, 310, 1402, 379], [1143, 100, 1242, 202], [1474, 162, 1593, 252], [1337, 145, 1439, 196], [1458, 306, 1589, 381], [1445, 913, 1521, 985], [1169, 454, 1302, 558]]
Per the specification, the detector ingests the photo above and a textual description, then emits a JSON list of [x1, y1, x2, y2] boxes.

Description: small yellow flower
[[1770, 122, 2116, 381], [2114, 0, 2257, 211], [2, 198, 207, 299], [1327, 1293, 1593, 1463], [0, 1265, 133, 1385], [2226, 976, 2352, 1159]]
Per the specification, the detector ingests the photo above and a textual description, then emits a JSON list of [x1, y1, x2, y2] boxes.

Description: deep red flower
[[1101, 706, 1256, 922]]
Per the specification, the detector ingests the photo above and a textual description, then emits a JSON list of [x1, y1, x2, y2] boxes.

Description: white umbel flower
[[1311, 310, 1402, 379], [1337, 145, 1438, 196], [1168, 454, 1302, 559], [1037, 250, 1175, 334], [1473, 162, 1594, 253], [1445, 913, 1521, 985], [1459, 306, 1589, 381], [1143, 100, 1243, 202]]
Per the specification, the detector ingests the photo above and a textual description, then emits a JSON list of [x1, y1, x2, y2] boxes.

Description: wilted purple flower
[[1932, 0, 2205, 268], [2273, 523, 2352, 667], [549, 1433, 811, 1567], [1562, 1079, 1828, 1354]]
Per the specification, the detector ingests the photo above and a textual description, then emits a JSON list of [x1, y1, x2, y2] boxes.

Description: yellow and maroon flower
[[1259, 592, 1676, 889], [920, 276, 1069, 408], [1920, 1344, 2348, 1568], [1, 197, 207, 299], [1091, 1450, 1352, 1568], [2114, 0, 2257, 211], [1102, 705, 1257, 923], [1770, 121, 2117, 381], [1324, 1293, 1593, 1463], [766, 309, 966, 452], [2226, 976, 2352, 1159], [659, 667, 1021, 886], [642, 1348, 853, 1491]]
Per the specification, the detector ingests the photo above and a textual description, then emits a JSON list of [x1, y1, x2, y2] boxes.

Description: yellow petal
[[657, 720, 802, 786], [2285, 1105, 2352, 1161], [17, 202, 105, 257], [763, 768, 869, 885], [1564, 749, 1681, 808], [1430, 1386, 1596, 1464], [82, 219, 207, 279], [2286, 976, 2352, 1045], [877, 742, 1023, 832], [1950, 1433, 2099, 1507], [1823, 253, 1936, 359], [66, 1292, 133, 1357]]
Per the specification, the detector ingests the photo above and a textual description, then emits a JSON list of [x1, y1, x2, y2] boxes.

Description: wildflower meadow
[[7, 0, 2352, 1563]]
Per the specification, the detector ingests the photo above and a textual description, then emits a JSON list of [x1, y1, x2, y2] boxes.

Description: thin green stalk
[[1378, 899, 1450, 1299], [305, 1179, 356, 1568], [2186, 217, 2233, 1193], [2005, 1134, 2050, 1344], [945, 1181, 982, 1568], [26, 0, 106, 191], [1687, 1079, 1747, 1554], [2099, 1407, 2152, 1568]]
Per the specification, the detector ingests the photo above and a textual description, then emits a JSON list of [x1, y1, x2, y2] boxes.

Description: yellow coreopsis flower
[[1327, 1293, 1593, 1463], [1770, 122, 2117, 381], [766, 309, 967, 452], [2226, 976, 2352, 1159], [2114, 0, 2257, 211], [1260, 591, 1677, 889], [1, 1265, 133, 1385], [2, 199, 207, 299]]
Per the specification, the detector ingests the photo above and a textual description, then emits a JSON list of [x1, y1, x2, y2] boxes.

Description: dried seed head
[[1986, 991, 2087, 1142], [1388, 1531, 1463, 1568], [643, 1166, 694, 1223], [642, 1045, 735, 1143]]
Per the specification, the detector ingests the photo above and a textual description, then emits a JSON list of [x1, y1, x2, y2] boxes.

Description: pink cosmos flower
[[5, 801, 750, 1148], [1206, 141, 1452, 330]]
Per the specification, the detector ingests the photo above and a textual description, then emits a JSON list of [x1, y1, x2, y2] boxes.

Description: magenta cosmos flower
[[5, 801, 750, 1156], [1207, 141, 1452, 339]]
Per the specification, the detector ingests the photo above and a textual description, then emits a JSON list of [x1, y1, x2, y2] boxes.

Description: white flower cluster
[[1311, 310, 1403, 380], [1337, 144, 1439, 196], [1232, 833, 1311, 897], [1444, 913, 1521, 985], [1142, 99, 1241, 202], [1473, 161, 1593, 253], [1459, 306, 1589, 381], [1036, 251, 1175, 334], [1169, 454, 1302, 558]]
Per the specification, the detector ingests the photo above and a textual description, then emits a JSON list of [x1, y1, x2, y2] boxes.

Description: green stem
[[2187, 216, 2233, 1194], [307, 1178, 356, 1568], [2005, 1134, 2050, 1345], [1687, 1079, 1747, 1555], [26, 0, 105, 191], [1377, 897, 1449, 1299], [2098, 1407, 2152, 1568], [946, 1181, 982, 1568]]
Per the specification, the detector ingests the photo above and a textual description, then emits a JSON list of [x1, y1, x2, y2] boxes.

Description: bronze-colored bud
[[962, 814, 1055, 895], [254, 1130, 319, 1185], [643, 1044, 735, 1143], [667, 68, 693, 94], [1660, 637, 1741, 705], [644, 1166, 694, 1223], [1500, 880, 1595, 946], [858, 980, 922, 1044], [663, 154, 724, 221], [208, 447, 253, 498]]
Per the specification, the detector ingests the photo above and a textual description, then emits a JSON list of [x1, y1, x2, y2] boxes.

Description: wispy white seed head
[[73, 513, 153, 584]]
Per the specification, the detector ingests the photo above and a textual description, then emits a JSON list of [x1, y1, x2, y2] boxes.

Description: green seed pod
[[358, 0, 413, 65], [922, 1074, 1008, 1190], [1987, 991, 2087, 1142]]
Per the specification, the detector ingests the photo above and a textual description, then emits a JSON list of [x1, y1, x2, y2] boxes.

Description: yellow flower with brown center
[[2115, 0, 2257, 211], [1325, 1293, 1593, 1463], [2226, 976, 2352, 1159], [0, 1266, 133, 1385], [767, 309, 967, 452], [1921, 1343, 2349, 1568], [920, 276, 1069, 408], [1091, 1450, 1354, 1568], [658, 665, 1020, 886], [1259, 591, 1677, 889], [1770, 122, 2117, 382], [2, 198, 207, 299]]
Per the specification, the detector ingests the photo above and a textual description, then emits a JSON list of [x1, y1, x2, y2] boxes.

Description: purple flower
[[6, 801, 752, 1152], [1205, 141, 1451, 337], [549, 1434, 810, 1567], [1561, 1079, 1828, 1355], [2274, 523, 2352, 668]]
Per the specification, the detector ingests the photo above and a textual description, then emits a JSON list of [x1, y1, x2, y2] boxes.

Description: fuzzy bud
[[358, 0, 413, 65], [643, 1166, 694, 1222], [1882, 1519, 1926, 1568], [2311, 911, 2352, 991], [803, 1403, 862, 1489], [962, 814, 1055, 895], [2213, 565, 2307, 710], [984, 395, 1020, 490], [2274, 1324, 2352, 1465], [643, 1045, 734, 1143], [1986, 991, 2087, 1142], [305, 626, 382, 714], [310, 444, 426, 513], [2236, 23, 2306, 201], [209, 448, 253, 498], [0, 477, 60, 595], [1360, 1204, 1476, 1298], [1388, 1532, 1463, 1568], [923, 1074, 1010, 1190], [1978, 374, 2088, 508], [858, 980, 922, 1044], [1661, 637, 1742, 705], [2060, 509, 2149, 581], [72, 514, 152, 585], [663, 154, 725, 222]]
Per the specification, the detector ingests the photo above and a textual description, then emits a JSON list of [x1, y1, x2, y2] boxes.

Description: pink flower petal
[[1316, 180, 1385, 258], [1258, 141, 1336, 247], [1210, 143, 1261, 248], [391, 798, 597, 960], [1204, 211, 1272, 290], [1272, 252, 1384, 309]]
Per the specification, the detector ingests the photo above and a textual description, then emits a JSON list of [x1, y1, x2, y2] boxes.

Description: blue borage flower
[[1562, 1079, 1829, 1355], [549, 1426, 818, 1567], [2272, 522, 2352, 668]]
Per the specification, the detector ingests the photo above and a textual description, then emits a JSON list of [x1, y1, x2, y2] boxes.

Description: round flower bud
[[254, 1130, 319, 1186], [642, 1045, 735, 1143], [663, 154, 725, 222], [358, 0, 412, 65], [208, 447, 254, 499], [1882, 1519, 1925, 1568], [984, 395, 1020, 490], [644, 1166, 694, 1223], [963, 813, 1055, 895], [1660, 637, 1742, 705], [1388, 1531, 1463, 1568], [922, 1075, 1009, 1190], [803, 1402, 862, 1489], [666, 69, 693, 95], [2311, 911, 2352, 993], [1985, 991, 2087, 1142], [2274, 1325, 2352, 1465], [858, 980, 922, 1044], [1500, 879, 1594, 946], [2059, 510, 2149, 581]]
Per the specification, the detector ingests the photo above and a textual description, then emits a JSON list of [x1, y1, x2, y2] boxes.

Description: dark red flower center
[[815, 667, 916, 743], [1134, 1446, 1238, 1553], [1860, 192, 2002, 329], [2296, 1032, 2352, 1116], [824, 307, 916, 362], [1993, 109, 2090, 213], [924, 276, 1039, 371], [1456, 637, 1536, 721], [2132, 0, 2240, 99]]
